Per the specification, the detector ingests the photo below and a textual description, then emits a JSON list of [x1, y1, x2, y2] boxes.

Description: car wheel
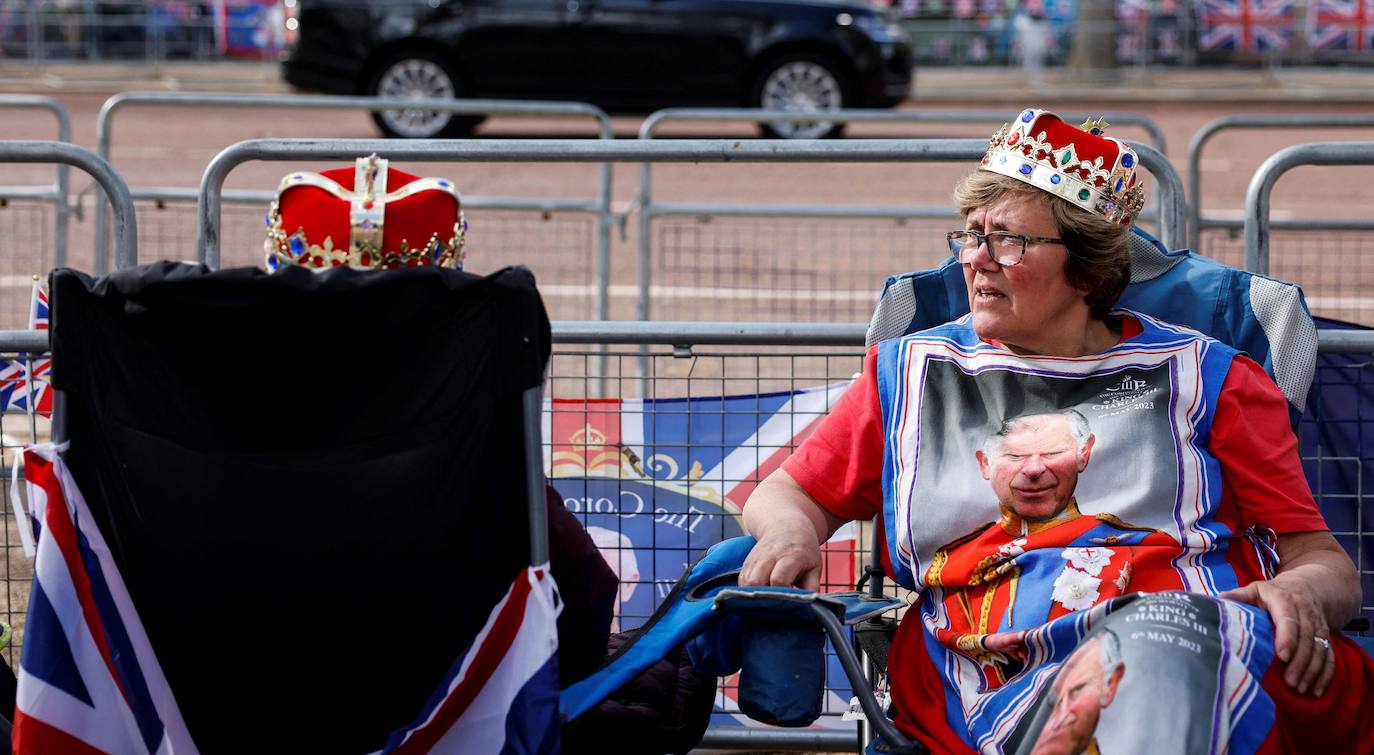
[[367, 52, 485, 139], [751, 53, 850, 139]]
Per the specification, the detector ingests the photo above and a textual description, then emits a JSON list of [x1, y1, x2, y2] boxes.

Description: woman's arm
[[1220, 531, 1359, 697], [1209, 356, 1362, 697], [739, 469, 849, 591]]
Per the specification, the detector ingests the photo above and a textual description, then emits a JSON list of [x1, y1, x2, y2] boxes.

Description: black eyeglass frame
[[946, 230, 1066, 267]]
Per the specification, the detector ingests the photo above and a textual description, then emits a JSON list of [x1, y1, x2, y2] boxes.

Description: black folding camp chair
[[43, 261, 552, 752]]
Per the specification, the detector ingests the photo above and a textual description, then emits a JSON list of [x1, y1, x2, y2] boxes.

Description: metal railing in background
[[0, 97, 73, 328], [0, 139, 135, 670], [0, 96, 72, 263], [0, 2, 226, 64], [197, 136, 1184, 337], [1187, 114, 1374, 253], [1, 140, 136, 271], [633, 108, 1175, 324], [90, 92, 616, 321], [1245, 141, 1374, 276], [1191, 117, 1374, 326], [641, 108, 1168, 153]]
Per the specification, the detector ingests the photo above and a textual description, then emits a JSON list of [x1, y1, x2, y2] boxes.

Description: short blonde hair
[[953, 170, 1131, 320]]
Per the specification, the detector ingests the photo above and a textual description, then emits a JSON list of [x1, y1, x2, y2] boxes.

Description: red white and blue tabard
[[783, 311, 1373, 755]]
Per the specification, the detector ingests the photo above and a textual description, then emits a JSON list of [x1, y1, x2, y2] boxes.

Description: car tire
[[366, 51, 485, 139], [750, 53, 851, 139]]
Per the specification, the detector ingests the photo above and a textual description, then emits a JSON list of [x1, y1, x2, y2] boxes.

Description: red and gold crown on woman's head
[[980, 108, 1147, 226], [264, 154, 467, 271]]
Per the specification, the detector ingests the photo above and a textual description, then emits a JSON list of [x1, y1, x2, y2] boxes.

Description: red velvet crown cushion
[[277, 166, 458, 255]]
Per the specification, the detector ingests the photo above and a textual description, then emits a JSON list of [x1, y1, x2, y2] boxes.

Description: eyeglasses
[[946, 230, 1066, 268]]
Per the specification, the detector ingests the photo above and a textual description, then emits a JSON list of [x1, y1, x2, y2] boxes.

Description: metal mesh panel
[[651, 217, 954, 322], [0, 201, 53, 330], [1300, 355, 1374, 631], [1249, 276, 1319, 412], [0, 358, 48, 672], [130, 200, 261, 268], [548, 345, 870, 726], [1200, 227, 1374, 327], [129, 202, 602, 319], [464, 209, 599, 321]]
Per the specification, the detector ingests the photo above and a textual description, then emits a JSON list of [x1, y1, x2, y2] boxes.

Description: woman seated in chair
[[740, 108, 1372, 753]]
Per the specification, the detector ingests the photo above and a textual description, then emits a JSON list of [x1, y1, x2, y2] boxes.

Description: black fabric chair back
[[50, 262, 550, 753]]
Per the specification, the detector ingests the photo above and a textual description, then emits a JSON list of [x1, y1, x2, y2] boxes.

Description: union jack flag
[[1199, 0, 1297, 51], [379, 566, 560, 755], [544, 382, 860, 730], [1310, 0, 1374, 49], [0, 281, 52, 418], [13, 445, 198, 754], [14, 444, 562, 754]]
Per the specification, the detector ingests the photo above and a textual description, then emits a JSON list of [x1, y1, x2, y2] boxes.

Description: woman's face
[[961, 192, 1090, 355]]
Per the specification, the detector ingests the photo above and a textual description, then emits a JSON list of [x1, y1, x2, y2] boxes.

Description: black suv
[[282, 0, 913, 138]]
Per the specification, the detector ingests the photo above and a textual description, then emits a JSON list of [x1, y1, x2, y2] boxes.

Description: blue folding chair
[[562, 225, 1365, 755]]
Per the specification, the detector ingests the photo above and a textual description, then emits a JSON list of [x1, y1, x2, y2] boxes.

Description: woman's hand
[[739, 469, 849, 591], [1219, 530, 1359, 698], [740, 522, 823, 591], [1220, 576, 1333, 696], [983, 629, 1029, 664]]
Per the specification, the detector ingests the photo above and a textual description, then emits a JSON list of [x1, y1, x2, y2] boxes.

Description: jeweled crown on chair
[[980, 108, 1146, 225], [264, 154, 467, 271]]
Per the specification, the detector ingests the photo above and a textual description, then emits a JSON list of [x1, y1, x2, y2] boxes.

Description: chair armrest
[[710, 587, 921, 754]]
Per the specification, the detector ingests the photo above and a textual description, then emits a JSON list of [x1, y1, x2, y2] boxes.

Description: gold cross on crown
[[1079, 117, 1109, 135]]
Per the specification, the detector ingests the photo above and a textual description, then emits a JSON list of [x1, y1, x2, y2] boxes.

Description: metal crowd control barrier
[[91, 92, 616, 322], [0, 139, 136, 440], [634, 109, 1170, 324], [0, 142, 134, 668], [1, 314, 1373, 747], [197, 138, 1088, 254], [629, 124, 1181, 322], [1187, 115, 1374, 253], [196, 137, 1184, 330], [1245, 142, 1374, 277], [640, 108, 1168, 152], [1, 141, 137, 272], [0, 96, 72, 270]]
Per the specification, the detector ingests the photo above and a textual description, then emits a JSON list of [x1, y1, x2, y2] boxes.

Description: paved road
[[2, 66, 1373, 328]]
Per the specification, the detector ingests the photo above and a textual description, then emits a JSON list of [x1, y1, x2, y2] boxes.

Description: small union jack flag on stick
[[0, 279, 52, 419]]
